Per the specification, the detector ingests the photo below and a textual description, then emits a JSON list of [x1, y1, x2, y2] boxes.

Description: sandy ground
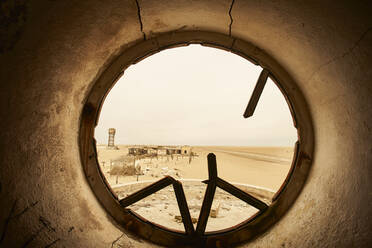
[[116, 183, 259, 232], [97, 146, 293, 191], [97, 145, 293, 232]]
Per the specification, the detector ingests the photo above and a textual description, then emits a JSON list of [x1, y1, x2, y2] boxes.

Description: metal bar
[[172, 180, 195, 235], [119, 176, 175, 207], [196, 153, 218, 235], [195, 180, 216, 235], [243, 68, 270, 118], [207, 153, 218, 180], [216, 177, 268, 211]]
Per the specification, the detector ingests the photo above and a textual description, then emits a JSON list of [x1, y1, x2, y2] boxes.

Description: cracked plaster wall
[[0, 0, 371, 247]]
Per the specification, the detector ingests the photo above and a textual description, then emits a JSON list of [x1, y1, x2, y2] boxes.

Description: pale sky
[[95, 45, 297, 146]]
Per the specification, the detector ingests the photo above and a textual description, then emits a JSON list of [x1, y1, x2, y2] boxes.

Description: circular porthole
[[80, 31, 314, 247]]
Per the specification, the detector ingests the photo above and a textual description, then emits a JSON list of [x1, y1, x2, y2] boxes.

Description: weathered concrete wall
[[0, 0, 371, 247]]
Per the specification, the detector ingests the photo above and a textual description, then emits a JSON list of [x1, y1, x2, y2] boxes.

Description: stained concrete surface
[[0, 0, 371, 247]]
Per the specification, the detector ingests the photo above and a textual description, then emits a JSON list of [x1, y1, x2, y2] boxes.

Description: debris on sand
[[210, 203, 221, 218], [174, 215, 197, 224]]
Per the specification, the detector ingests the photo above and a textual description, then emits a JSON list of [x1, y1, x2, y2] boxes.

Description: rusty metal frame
[[79, 31, 314, 248], [118, 153, 270, 243], [119, 176, 195, 235]]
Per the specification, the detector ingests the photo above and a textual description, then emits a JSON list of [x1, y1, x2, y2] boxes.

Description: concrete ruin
[[128, 145, 192, 156], [0, 0, 371, 247]]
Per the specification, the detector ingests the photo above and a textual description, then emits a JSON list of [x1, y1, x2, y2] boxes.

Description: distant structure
[[128, 145, 192, 156], [107, 128, 118, 149]]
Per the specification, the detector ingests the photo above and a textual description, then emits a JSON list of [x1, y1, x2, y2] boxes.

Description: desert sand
[[96, 145, 294, 232], [97, 146, 293, 190]]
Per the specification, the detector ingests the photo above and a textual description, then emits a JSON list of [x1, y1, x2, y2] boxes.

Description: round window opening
[[80, 32, 313, 248]]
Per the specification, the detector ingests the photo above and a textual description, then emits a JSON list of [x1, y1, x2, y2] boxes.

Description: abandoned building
[[128, 146, 191, 156], [0, 1, 371, 247]]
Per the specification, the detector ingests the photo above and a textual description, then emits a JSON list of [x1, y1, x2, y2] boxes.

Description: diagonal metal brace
[[119, 176, 175, 207], [216, 177, 268, 211], [196, 153, 218, 235], [243, 68, 270, 118], [173, 180, 195, 235], [202, 154, 268, 211], [119, 176, 195, 235], [195, 180, 216, 236], [119, 153, 268, 237]]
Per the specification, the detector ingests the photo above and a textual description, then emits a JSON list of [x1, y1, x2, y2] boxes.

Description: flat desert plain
[[97, 146, 294, 191], [96, 145, 294, 231]]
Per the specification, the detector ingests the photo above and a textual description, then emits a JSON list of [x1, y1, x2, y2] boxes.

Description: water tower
[[108, 128, 117, 149]]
